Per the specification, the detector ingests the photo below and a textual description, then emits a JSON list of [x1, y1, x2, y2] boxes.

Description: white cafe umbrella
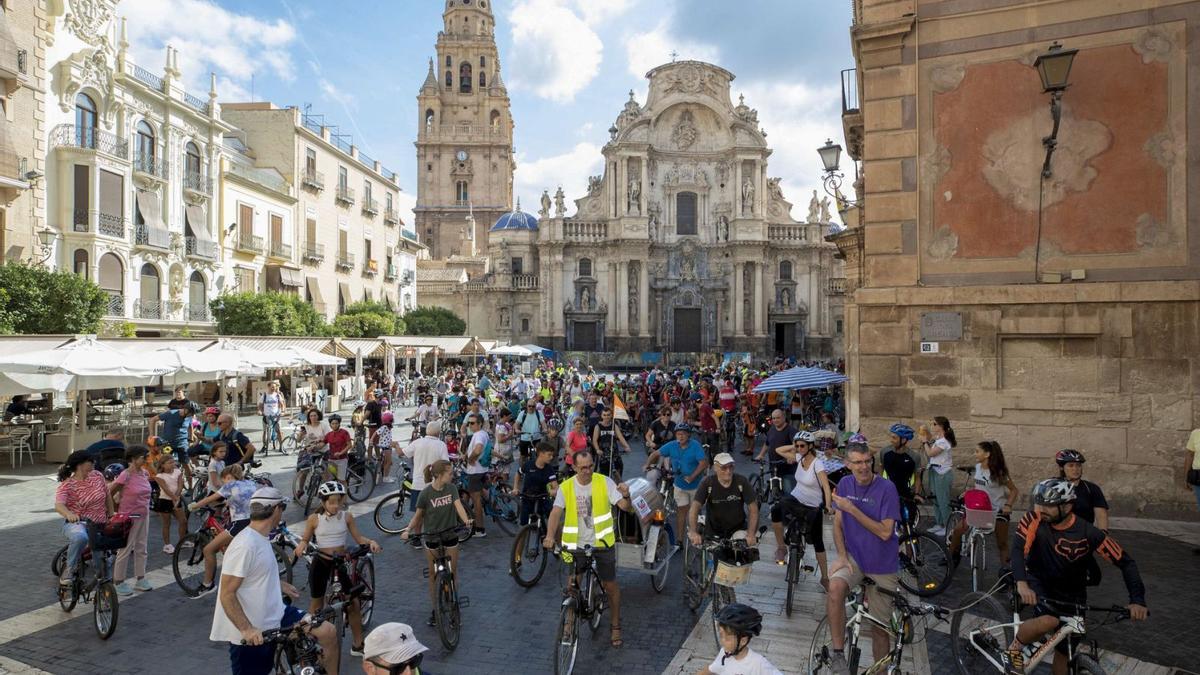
[[153, 346, 245, 384]]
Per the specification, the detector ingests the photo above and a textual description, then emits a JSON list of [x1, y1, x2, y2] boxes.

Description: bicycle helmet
[[713, 603, 763, 637], [793, 430, 815, 444], [103, 462, 126, 481], [381, 410, 394, 425], [846, 432, 869, 448], [318, 481, 347, 498], [204, 406, 221, 416], [1055, 449, 1086, 466], [1032, 478, 1077, 506], [546, 418, 564, 431], [674, 423, 693, 434], [889, 423, 915, 442], [328, 413, 342, 424]]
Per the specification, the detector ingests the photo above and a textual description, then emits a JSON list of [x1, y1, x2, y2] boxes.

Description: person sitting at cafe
[[4, 395, 29, 421]]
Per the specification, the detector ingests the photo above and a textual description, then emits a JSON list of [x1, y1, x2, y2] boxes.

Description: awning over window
[[185, 205, 212, 240], [339, 281, 352, 308], [266, 265, 303, 291], [306, 276, 326, 306], [135, 190, 167, 235]]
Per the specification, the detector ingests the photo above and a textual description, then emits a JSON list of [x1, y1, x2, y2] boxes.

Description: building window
[[456, 180, 469, 204], [446, 55, 452, 68], [578, 258, 592, 278], [511, 257, 523, 275], [480, 55, 486, 67], [75, 93, 97, 148], [676, 192, 697, 235], [238, 267, 255, 292], [73, 249, 89, 278], [238, 203, 254, 240], [490, 110, 501, 131], [338, 166, 348, 190], [135, 121, 155, 164], [459, 63, 473, 93], [836, 319, 843, 334], [521, 318, 529, 333], [364, 239, 372, 264], [386, 193, 393, 214], [779, 260, 793, 281], [424, 109, 434, 132], [479, 71, 486, 87], [364, 180, 373, 204], [305, 148, 317, 175], [445, 70, 452, 87], [185, 142, 202, 177]]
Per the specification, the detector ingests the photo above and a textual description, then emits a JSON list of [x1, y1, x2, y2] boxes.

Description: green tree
[[210, 291, 327, 336], [328, 311, 395, 338], [403, 305, 466, 336], [0, 262, 106, 334]]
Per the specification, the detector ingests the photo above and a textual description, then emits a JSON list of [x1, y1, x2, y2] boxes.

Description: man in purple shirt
[[825, 444, 901, 674]]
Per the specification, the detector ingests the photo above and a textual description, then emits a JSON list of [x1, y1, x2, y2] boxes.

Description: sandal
[[610, 624, 623, 649], [775, 546, 787, 565]]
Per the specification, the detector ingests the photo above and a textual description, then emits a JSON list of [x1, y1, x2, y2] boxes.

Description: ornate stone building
[[414, 0, 515, 260], [420, 60, 844, 359]]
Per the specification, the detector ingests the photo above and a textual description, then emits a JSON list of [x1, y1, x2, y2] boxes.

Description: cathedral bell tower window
[[460, 63, 473, 93]]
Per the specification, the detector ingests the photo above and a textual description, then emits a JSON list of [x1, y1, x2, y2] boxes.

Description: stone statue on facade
[[627, 176, 641, 215], [580, 287, 591, 310], [628, 269, 639, 328], [819, 196, 832, 223], [780, 287, 791, 308], [741, 177, 755, 215], [808, 190, 821, 223], [717, 215, 729, 242], [554, 187, 566, 217], [539, 189, 551, 218], [587, 175, 602, 195]]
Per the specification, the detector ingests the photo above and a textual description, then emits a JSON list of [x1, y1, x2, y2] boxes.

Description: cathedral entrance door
[[573, 322, 598, 351], [674, 309, 702, 352], [774, 322, 797, 356]]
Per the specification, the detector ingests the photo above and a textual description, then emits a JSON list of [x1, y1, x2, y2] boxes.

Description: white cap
[[713, 452, 735, 466], [249, 486, 285, 507], [363, 622, 428, 663]]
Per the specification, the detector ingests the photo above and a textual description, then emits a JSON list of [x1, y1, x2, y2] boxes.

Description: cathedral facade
[[419, 57, 844, 359]]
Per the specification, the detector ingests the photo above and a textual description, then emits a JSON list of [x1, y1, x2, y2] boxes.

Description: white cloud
[[117, 0, 297, 101], [624, 19, 720, 79], [394, 190, 417, 233], [736, 79, 844, 223], [507, 0, 603, 104], [318, 78, 357, 111], [571, 0, 635, 26], [514, 142, 604, 216]]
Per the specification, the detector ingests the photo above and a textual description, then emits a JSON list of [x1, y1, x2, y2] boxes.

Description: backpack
[[475, 432, 495, 468]]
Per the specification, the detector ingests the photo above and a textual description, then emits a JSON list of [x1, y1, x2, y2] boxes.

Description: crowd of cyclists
[[47, 357, 1150, 675]]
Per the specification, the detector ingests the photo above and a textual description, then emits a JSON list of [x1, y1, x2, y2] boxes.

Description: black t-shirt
[[1071, 480, 1108, 525], [649, 419, 675, 447], [1012, 512, 1144, 605], [518, 459, 558, 497], [762, 424, 797, 469], [365, 400, 383, 426], [695, 474, 755, 538], [584, 403, 606, 432], [219, 430, 254, 464], [881, 449, 918, 499]]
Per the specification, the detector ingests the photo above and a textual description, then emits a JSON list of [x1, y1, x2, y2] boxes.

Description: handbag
[[1187, 468, 1200, 487]]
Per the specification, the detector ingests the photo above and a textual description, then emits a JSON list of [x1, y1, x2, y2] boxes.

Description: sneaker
[[179, 539, 194, 549], [426, 611, 437, 627], [828, 651, 851, 675], [163, 544, 175, 554], [114, 582, 134, 596], [134, 579, 153, 591], [192, 582, 216, 599], [350, 644, 365, 657], [382, 476, 397, 484], [1001, 648, 1026, 674], [474, 527, 487, 539], [774, 547, 787, 565], [928, 525, 946, 537]]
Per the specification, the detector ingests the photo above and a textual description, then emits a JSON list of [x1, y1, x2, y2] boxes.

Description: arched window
[[188, 270, 206, 320], [480, 56, 486, 67], [676, 191, 698, 235], [779, 260, 793, 281], [424, 109, 435, 132], [139, 263, 160, 317], [445, 55, 452, 68], [73, 249, 89, 278], [75, 93, 97, 148], [578, 258, 592, 277], [490, 110, 501, 131], [459, 62, 472, 93], [98, 253, 122, 292], [445, 70, 452, 87], [479, 71, 486, 87], [185, 141, 201, 178], [455, 180, 469, 204], [135, 121, 155, 165]]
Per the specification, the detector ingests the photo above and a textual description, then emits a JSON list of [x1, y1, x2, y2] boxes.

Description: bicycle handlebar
[[313, 543, 373, 562], [250, 606, 335, 645], [407, 525, 473, 547]]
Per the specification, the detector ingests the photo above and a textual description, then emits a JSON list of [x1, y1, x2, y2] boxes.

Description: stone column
[[755, 263, 766, 336], [733, 262, 743, 339], [734, 162, 743, 216], [639, 262, 650, 338], [615, 260, 627, 335]]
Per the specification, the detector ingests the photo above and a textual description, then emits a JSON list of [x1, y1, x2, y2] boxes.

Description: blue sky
[[117, 0, 854, 225]]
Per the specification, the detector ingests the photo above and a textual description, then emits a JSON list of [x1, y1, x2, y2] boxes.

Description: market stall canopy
[[752, 366, 847, 393], [488, 344, 534, 357], [0, 337, 175, 389], [327, 339, 388, 359], [382, 336, 485, 357], [518, 344, 554, 357], [203, 340, 300, 370], [150, 345, 245, 384]]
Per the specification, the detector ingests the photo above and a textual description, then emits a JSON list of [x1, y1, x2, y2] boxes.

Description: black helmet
[[713, 603, 763, 637], [328, 414, 342, 424], [1032, 478, 1077, 506], [1055, 449, 1085, 466]]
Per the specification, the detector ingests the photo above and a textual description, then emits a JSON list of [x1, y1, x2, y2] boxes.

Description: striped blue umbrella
[[752, 366, 847, 393]]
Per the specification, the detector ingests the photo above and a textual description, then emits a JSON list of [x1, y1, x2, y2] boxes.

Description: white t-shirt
[[465, 429, 491, 476], [553, 475, 621, 547], [973, 464, 1009, 513], [302, 421, 331, 450], [791, 455, 825, 508], [405, 436, 450, 491], [707, 649, 783, 675], [260, 391, 283, 416], [927, 438, 953, 474], [209, 528, 285, 644], [415, 404, 438, 423], [494, 422, 514, 459]]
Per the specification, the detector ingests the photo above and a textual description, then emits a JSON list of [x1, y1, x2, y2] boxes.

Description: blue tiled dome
[[490, 209, 539, 232]]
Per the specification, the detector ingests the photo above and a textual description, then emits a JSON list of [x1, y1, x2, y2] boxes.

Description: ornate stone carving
[[929, 62, 966, 93], [807, 190, 821, 223], [741, 177, 755, 215], [586, 175, 602, 195], [628, 261, 640, 332], [716, 215, 729, 242], [647, 202, 660, 241], [820, 196, 832, 224], [1133, 27, 1173, 64], [716, 160, 730, 185], [982, 110, 1111, 211], [554, 187, 566, 217], [65, 0, 117, 48], [926, 225, 959, 261], [671, 110, 699, 150], [627, 168, 641, 215]]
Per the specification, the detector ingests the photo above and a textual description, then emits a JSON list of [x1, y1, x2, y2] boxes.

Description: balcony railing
[[384, 209, 400, 225], [336, 251, 355, 271], [361, 198, 379, 216], [302, 169, 324, 191], [17, 49, 27, 75], [235, 232, 264, 255], [828, 277, 847, 295], [563, 221, 607, 242], [183, 91, 210, 115], [187, 304, 211, 322], [128, 63, 164, 92], [303, 242, 325, 263], [269, 241, 293, 260], [133, 153, 169, 179], [841, 68, 859, 114], [512, 274, 540, 290], [134, 299, 162, 320], [186, 236, 219, 260], [384, 264, 398, 281], [103, 292, 124, 317], [73, 209, 90, 232], [401, 229, 418, 242], [134, 223, 171, 250], [362, 259, 378, 277], [768, 224, 811, 243], [50, 124, 128, 158], [183, 170, 212, 195], [98, 213, 126, 238], [335, 185, 355, 206]]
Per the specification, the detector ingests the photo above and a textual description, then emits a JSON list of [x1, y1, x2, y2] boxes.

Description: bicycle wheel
[[898, 531, 951, 597], [554, 598, 579, 675], [1073, 654, 1107, 675], [173, 531, 211, 597], [785, 550, 799, 617], [346, 460, 376, 503], [949, 591, 1012, 675], [970, 533, 987, 592], [710, 583, 736, 647], [51, 545, 67, 578], [510, 524, 549, 588], [944, 510, 964, 548], [373, 492, 412, 535], [303, 472, 320, 516], [93, 581, 118, 640], [585, 572, 604, 633], [650, 527, 671, 593], [490, 490, 520, 536], [272, 542, 293, 585], [683, 544, 704, 612], [58, 572, 80, 612], [282, 434, 298, 455], [435, 573, 460, 650], [292, 468, 309, 502], [357, 557, 376, 628]]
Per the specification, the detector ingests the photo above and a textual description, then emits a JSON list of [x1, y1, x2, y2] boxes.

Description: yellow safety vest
[[560, 475, 615, 556]]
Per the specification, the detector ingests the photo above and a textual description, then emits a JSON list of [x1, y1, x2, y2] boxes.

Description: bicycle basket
[[963, 489, 995, 529], [90, 514, 133, 551], [714, 559, 753, 587]]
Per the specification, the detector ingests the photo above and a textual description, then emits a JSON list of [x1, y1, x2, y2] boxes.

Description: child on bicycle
[[701, 603, 783, 675], [948, 440, 1019, 569], [324, 414, 353, 486], [402, 460, 474, 627], [294, 481, 381, 656], [187, 463, 257, 595]]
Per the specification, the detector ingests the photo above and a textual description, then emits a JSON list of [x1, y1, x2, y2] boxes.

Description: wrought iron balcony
[[134, 223, 171, 250], [362, 259, 378, 277], [187, 304, 211, 322], [103, 292, 125, 317], [335, 185, 356, 206], [269, 240, 293, 260], [385, 264, 398, 281], [50, 124, 128, 158], [384, 209, 400, 225], [134, 299, 163, 320], [235, 232, 264, 255], [182, 91, 211, 115], [186, 236, 218, 260], [127, 63, 164, 92], [303, 242, 325, 263], [302, 169, 325, 191], [73, 209, 90, 233], [98, 213, 126, 238], [183, 170, 212, 196], [336, 251, 355, 271], [362, 198, 380, 217], [17, 49, 27, 75], [133, 153, 169, 180]]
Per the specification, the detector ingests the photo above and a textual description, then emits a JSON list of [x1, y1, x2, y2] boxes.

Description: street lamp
[[34, 227, 55, 266], [1033, 42, 1078, 178], [817, 139, 859, 210]]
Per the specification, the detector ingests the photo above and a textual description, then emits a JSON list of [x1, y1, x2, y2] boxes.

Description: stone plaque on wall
[[920, 312, 962, 341]]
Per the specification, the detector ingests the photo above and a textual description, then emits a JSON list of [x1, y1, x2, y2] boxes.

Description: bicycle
[[344, 449, 379, 503], [261, 413, 284, 456], [457, 463, 520, 536], [942, 468, 999, 593], [56, 518, 134, 640], [809, 578, 950, 674], [172, 506, 293, 596], [510, 493, 553, 588], [940, 466, 977, 547], [256, 605, 337, 675], [683, 536, 757, 646], [281, 416, 305, 455], [408, 526, 473, 650], [747, 459, 783, 519], [779, 506, 819, 618], [371, 461, 415, 535], [294, 451, 332, 516], [895, 498, 951, 597], [949, 581, 1139, 675], [553, 544, 607, 675], [314, 544, 376, 651]]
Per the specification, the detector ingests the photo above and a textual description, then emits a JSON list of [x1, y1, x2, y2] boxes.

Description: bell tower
[[415, 0, 515, 260]]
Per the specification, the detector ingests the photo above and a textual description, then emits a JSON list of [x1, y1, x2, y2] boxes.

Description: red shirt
[[56, 470, 109, 522], [325, 428, 352, 460], [699, 403, 718, 432]]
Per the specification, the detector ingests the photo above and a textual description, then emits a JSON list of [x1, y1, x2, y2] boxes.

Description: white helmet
[[318, 481, 346, 498]]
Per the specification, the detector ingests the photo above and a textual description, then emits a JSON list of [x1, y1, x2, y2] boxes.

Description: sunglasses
[[576, 464, 594, 471]]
